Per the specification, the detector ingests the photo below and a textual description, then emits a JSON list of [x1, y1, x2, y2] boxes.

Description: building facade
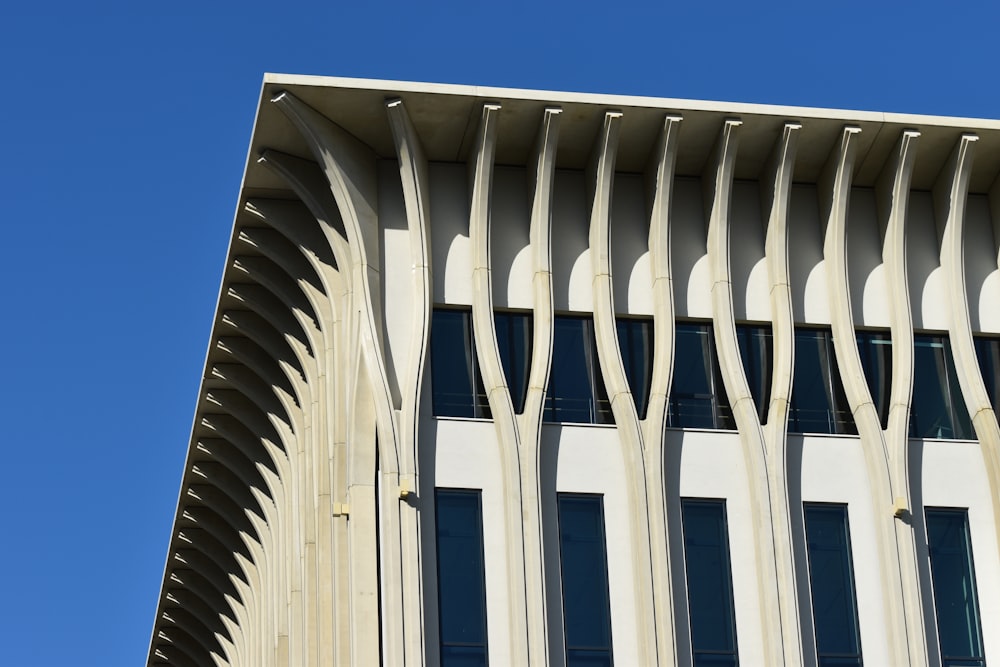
[[148, 74, 1000, 667]]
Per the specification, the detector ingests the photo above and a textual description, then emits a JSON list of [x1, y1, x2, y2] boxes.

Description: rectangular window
[[431, 308, 489, 418], [545, 316, 612, 424], [681, 499, 739, 667], [617, 317, 654, 420], [557, 494, 614, 666], [803, 504, 863, 667], [926, 508, 985, 667], [790, 328, 856, 435], [669, 322, 734, 429], [431, 308, 533, 418], [737, 324, 773, 425], [974, 335, 1000, 416], [910, 335, 973, 439], [435, 489, 489, 666], [856, 329, 892, 429]]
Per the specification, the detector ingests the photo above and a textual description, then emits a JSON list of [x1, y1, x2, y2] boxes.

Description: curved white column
[[271, 90, 408, 666], [385, 98, 432, 667], [760, 122, 803, 663], [466, 102, 533, 666], [587, 110, 659, 665], [705, 117, 803, 666], [517, 105, 561, 666], [820, 126, 914, 665], [935, 134, 1000, 603], [640, 112, 683, 667]]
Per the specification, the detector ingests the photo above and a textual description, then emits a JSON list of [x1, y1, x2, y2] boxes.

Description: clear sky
[[1, 1, 997, 665]]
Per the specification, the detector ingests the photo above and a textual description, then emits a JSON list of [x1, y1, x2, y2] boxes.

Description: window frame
[[434, 488, 490, 666], [556, 493, 615, 666], [680, 497, 740, 667], [802, 502, 864, 667]]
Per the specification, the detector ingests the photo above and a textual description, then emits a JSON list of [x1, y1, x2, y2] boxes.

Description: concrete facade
[[148, 74, 1000, 666]]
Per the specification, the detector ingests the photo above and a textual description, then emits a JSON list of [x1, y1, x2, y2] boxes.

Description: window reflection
[[856, 330, 892, 429], [737, 324, 772, 425], [617, 317, 654, 420], [910, 335, 972, 439], [557, 494, 613, 667], [431, 308, 489, 418], [435, 489, 489, 666], [926, 508, 985, 667], [430, 308, 532, 419], [668, 322, 733, 429], [804, 504, 862, 667], [495, 311, 532, 414], [974, 335, 1000, 417], [681, 499, 739, 667], [544, 316, 612, 424], [790, 329, 856, 435]]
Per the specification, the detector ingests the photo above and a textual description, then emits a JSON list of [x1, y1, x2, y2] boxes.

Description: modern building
[[148, 74, 1000, 667]]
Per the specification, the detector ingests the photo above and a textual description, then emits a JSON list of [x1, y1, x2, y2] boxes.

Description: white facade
[[149, 74, 1000, 666]]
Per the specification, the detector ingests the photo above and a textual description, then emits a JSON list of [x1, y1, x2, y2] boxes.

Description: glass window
[[790, 329, 856, 435], [737, 324, 772, 425], [910, 335, 973, 439], [495, 311, 532, 414], [925, 508, 985, 667], [431, 308, 489, 418], [545, 316, 612, 424], [557, 494, 613, 667], [431, 308, 533, 418], [975, 335, 1000, 416], [435, 489, 489, 666], [803, 504, 863, 667], [668, 322, 733, 429], [856, 330, 892, 429], [681, 499, 739, 667], [617, 317, 654, 420]]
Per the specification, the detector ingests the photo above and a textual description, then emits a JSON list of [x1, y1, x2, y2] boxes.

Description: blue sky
[[1, 1, 997, 665]]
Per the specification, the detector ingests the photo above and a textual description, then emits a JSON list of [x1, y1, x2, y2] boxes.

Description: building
[[147, 74, 1000, 667]]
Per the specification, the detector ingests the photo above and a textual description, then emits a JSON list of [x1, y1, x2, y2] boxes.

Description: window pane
[[856, 330, 892, 429], [558, 495, 613, 666], [681, 499, 739, 666], [545, 316, 612, 424], [495, 311, 533, 414], [790, 329, 856, 435], [431, 309, 489, 418], [911, 336, 973, 439], [617, 317, 654, 420], [436, 490, 489, 664], [737, 324, 772, 425], [804, 505, 862, 666], [974, 336, 1000, 416], [926, 509, 985, 667], [670, 323, 733, 429]]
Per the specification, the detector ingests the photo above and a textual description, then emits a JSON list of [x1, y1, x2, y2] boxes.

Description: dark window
[[435, 489, 489, 666], [431, 308, 533, 418], [668, 322, 733, 429], [803, 504, 863, 667], [974, 335, 1000, 416], [856, 330, 892, 429], [545, 316, 612, 424], [495, 311, 532, 413], [790, 329, 856, 435], [925, 508, 985, 667], [557, 494, 614, 667], [910, 335, 973, 439], [737, 324, 772, 424], [617, 317, 654, 420], [431, 308, 489, 418], [681, 499, 739, 667]]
